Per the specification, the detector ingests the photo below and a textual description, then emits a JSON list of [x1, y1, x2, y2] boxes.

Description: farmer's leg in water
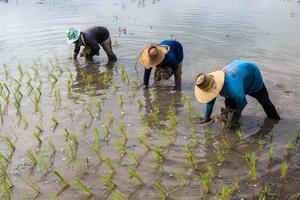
[[101, 37, 117, 62], [224, 98, 241, 118], [249, 84, 280, 119]]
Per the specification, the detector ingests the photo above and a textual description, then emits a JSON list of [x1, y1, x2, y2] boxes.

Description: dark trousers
[[225, 84, 280, 119]]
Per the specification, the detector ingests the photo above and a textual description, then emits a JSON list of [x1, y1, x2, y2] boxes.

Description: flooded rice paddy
[[0, 0, 300, 199]]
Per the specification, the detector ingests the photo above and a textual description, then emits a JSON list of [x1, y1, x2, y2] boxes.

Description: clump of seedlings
[[103, 156, 116, 176], [152, 146, 165, 172], [153, 181, 169, 199], [268, 145, 273, 161], [112, 189, 127, 200], [128, 167, 144, 185], [137, 99, 143, 110], [172, 167, 188, 187], [121, 65, 129, 84], [213, 179, 239, 200], [280, 160, 288, 181], [184, 144, 198, 170], [214, 147, 225, 165], [167, 105, 177, 129], [127, 150, 140, 167], [100, 174, 117, 195], [73, 177, 94, 198], [244, 152, 257, 182], [198, 172, 213, 194], [26, 149, 38, 168], [53, 170, 69, 189], [23, 175, 41, 198], [137, 134, 152, 151], [115, 139, 127, 157], [117, 123, 128, 141]]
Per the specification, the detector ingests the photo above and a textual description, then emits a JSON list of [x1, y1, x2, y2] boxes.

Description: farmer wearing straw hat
[[194, 60, 280, 123], [139, 40, 183, 89], [65, 26, 117, 62]]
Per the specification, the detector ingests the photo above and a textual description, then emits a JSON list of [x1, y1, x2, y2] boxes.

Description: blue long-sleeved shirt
[[143, 40, 184, 85], [204, 60, 264, 119]]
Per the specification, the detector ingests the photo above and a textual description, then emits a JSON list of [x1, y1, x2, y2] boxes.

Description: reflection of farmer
[[65, 26, 117, 62], [139, 40, 184, 89], [194, 60, 280, 123]]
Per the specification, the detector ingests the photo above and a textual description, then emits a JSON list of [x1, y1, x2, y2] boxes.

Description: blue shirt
[[143, 40, 184, 85], [204, 60, 264, 119]]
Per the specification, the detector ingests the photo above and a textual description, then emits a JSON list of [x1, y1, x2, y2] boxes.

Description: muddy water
[[0, 0, 300, 199]]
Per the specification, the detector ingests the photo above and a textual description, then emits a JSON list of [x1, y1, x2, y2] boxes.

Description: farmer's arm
[[74, 41, 80, 60], [143, 68, 152, 88], [203, 97, 216, 121], [232, 89, 247, 117]]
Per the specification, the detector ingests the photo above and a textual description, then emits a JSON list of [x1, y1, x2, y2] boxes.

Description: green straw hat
[[65, 27, 80, 44]]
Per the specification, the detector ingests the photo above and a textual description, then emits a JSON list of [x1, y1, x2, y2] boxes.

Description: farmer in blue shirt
[[194, 60, 280, 123], [139, 40, 184, 89]]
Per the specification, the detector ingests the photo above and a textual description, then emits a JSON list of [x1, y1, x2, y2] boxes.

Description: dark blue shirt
[[143, 40, 184, 85], [204, 60, 264, 119]]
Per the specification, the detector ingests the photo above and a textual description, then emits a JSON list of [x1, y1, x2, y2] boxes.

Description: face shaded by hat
[[65, 27, 81, 45], [194, 71, 225, 103], [139, 44, 168, 68]]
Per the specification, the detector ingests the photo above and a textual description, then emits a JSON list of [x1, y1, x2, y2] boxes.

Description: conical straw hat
[[139, 44, 168, 68], [194, 71, 225, 103]]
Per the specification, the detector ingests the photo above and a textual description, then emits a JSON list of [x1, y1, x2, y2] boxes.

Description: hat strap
[[201, 75, 214, 91]]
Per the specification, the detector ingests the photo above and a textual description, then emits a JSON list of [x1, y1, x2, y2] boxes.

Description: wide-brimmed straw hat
[[194, 71, 225, 103], [139, 44, 168, 68], [65, 27, 80, 45]]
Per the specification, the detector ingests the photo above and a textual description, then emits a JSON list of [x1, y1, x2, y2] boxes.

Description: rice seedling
[[190, 130, 201, 145], [53, 87, 61, 109], [214, 147, 225, 165], [103, 156, 116, 176], [100, 174, 117, 195], [161, 129, 175, 146], [0, 178, 13, 200], [69, 133, 78, 147], [105, 112, 114, 127], [127, 150, 140, 166], [220, 138, 232, 150], [268, 145, 273, 161], [51, 116, 59, 130], [198, 172, 212, 194], [35, 123, 44, 134], [128, 167, 144, 185], [0, 152, 10, 163], [118, 95, 123, 108], [151, 105, 160, 124], [86, 107, 94, 122], [91, 143, 103, 162], [48, 72, 58, 85], [235, 128, 244, 140], [204, 128, 217, 141], [65, 143, 77, 164], [94, 128, 101, 145], [153, 146, 165, 171], [17, 61, 24, 80], [258, 184, 274, 200], [23, 175, 41, 198], [26, 80, 33, 95], [74, 160, 89, 177], [280, 160, 288, 181], [36, 155, 50, 174], [53, 170, 69, 188], [153, 181, 169, 199], [213, 179, 239, 200], [33, 131, 42, 146], [287, 140, 296, 151], [292, 130, 300, 146], [137, 99, 143, 110], [115, 139, 127, 156], [102, 123, 110, 138], [121, 65, 129, 84], [167, 105, 177, 129], [0, 158, 13, 188], [172, 167, 188, 187], [46, 138, 56, 156], [63, 128, 71, 141], [3, 64, 11, 80], [137, 134, 151, 151], [0, 136, 16, 153], [257, 139, 265, 152], [244, 152, 257, 182], [73, 177, 94, 197], [112, 189, 127, 200], [0, 104, 3, 124], [117, 123, 128, 141], [184, 144, 198, 170], [26, 149, 38, 166]]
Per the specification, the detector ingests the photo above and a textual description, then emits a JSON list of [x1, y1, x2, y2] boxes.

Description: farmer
[[194, 60, 280, 123], [139, 40, 183, 89], [65, 26, 117, 62]]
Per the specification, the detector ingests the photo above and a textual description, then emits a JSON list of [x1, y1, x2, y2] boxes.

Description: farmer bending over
[[194, 60, 280, 123], [66, 26, 117, 62], [139, 40, 183, 89]]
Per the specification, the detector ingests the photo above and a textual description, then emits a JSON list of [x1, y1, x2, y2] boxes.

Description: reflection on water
[[72, 63, 114, 95]]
